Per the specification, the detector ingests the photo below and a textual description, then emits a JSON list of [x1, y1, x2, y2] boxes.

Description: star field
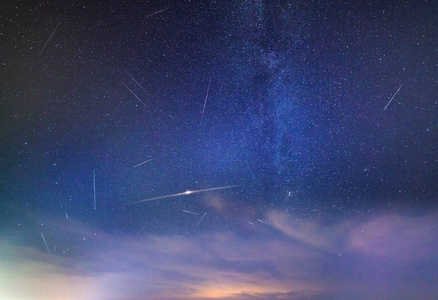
[[1, 1, 437, 299]]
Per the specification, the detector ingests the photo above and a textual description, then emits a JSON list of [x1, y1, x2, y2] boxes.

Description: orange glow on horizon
[[192, 282, 292, 299]]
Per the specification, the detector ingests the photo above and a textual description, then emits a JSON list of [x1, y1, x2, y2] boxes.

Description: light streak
[[200, 77, 211, 125], [121, 81, 147, 107], [133, 158, 153, 168], [40, 232, 50, 254], [195, 213, 207, 227], [182, 209, 199, 215], [129, 185, 240, 204], [384, 84, 403, 110], [39, 22, 60, 55]]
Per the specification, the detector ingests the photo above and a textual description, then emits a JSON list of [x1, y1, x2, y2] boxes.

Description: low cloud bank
[[1, 210, 437, 300]]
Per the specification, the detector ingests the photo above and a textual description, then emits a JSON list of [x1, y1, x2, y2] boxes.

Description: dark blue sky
[[1, 1, 437, 299]]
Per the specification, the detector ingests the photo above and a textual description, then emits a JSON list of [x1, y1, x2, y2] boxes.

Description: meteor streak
[[121, 81, 147, 107], [384, 84, 403, 111], [138, 223, 148, 234], [40, 232, 50, 254], [182, 209, 199, 215], [133, 158, 153, 168], [200, 77, 211, 126], [129, 185, 239, 204], [39, 22, 60, 55], [195, 213, 207, 227], [93, 169, 96, 210], [124, 68, 149, 95], [145, 7, 169, 19]]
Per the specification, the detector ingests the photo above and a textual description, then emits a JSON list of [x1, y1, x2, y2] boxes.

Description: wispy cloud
[[267, 210, 438, 261]]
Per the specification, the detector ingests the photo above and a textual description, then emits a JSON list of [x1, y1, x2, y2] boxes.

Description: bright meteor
[[128, 185, 240, 204]]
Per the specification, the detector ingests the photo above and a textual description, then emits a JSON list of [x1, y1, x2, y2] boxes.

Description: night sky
[[1, 1, 437, 299]]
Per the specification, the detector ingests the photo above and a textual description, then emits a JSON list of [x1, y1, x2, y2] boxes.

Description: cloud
[[348, 212, 438, 261], [266, 209, 438, 262], [1, 210, 437, 299]]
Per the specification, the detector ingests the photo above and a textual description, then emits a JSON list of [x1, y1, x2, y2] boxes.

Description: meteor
[[40, 232, 50, 254], [93, 169, 96, 210], [384, 84, 403, 111], [133, 158, 153, 168], [124, 68, 149, 95], [121, 81, 147, 107], [182, 210, 199, 215], [129, 185, 240, 204], [39, 22, 60, 55], [195, 213, 207, 227], [145, 7, 169, 19], [200, 77, 212, 126]]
